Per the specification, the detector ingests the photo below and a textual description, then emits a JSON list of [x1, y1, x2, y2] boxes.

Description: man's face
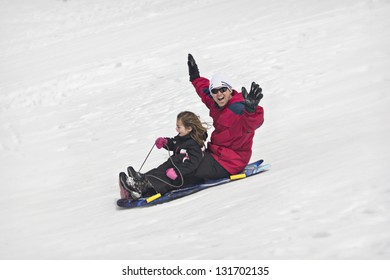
[[211, 87, 232, 107]]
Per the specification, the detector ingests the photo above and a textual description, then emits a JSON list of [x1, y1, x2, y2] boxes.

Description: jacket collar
[[174, 134, 192, 142], [215, 89, 243, 110]]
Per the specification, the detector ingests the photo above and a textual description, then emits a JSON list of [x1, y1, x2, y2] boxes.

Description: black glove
[[242, 82, 263, 113], [187, 53, 200, 82]]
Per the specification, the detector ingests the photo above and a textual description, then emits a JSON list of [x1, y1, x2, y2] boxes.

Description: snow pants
[[144, 160, 203, 195], [144, 152, 230, 195], [193, 151, 231, 180], [145, 151, 230, 195]]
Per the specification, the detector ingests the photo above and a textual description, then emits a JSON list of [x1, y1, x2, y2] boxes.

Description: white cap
[[209, 73, 233, 92]]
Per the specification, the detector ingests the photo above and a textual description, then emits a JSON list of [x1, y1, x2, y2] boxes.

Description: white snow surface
[[0, 0, 389, 260]]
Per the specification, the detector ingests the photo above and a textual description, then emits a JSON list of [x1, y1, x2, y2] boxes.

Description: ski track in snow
[[0, 0, 390, 259]]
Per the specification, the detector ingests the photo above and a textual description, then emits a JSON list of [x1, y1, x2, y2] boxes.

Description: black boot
[[127, 166, 143, 180], [121, 171, 154, 197], [119, 172, 142, 200]]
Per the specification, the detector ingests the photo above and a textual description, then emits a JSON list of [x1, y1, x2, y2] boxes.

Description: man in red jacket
[[188, 54, 264, 179]]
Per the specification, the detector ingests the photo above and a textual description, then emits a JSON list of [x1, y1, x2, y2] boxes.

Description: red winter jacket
[[192, 77, 264, 174]]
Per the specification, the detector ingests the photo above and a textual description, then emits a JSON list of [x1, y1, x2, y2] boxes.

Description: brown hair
[[177, 111, 208, 147]]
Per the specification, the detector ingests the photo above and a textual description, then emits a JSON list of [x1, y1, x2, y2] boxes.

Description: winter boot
[[119, 175, 130, 199], [119, 172, 142, 200], [126, 166, 156, 196], [127, 166, 143, 180], [133, 177, 154, 196]]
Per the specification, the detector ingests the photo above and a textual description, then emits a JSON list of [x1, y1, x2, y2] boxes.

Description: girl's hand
[[155, 137, 168, 149]]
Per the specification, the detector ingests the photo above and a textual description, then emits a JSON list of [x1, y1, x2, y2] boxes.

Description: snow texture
[[0, 0, 389, 259]]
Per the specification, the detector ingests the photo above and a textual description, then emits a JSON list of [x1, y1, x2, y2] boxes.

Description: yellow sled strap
[[146, 193, 162, 203], [230, 173, 246, 180]]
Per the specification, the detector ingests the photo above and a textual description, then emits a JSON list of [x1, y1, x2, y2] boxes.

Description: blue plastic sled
[[116, 159, 270, 209]]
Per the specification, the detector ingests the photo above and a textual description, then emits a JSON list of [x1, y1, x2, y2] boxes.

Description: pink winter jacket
[[192, 77, 264, 174]]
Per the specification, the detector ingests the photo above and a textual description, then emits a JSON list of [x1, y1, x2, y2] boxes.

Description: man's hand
[[188, 53, 200, 82], [242, 82, 263, 113]]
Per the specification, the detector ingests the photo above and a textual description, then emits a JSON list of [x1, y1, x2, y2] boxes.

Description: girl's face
[[176, 119, 192, 136]]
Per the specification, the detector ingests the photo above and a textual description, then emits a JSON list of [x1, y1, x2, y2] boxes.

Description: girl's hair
[[177, 111, 209, 147]]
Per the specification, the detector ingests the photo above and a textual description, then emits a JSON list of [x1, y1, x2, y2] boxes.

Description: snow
[[0, 0, 390, 260]]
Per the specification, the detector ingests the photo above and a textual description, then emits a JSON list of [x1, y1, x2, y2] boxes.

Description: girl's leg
[[144, 161, 178, 195]]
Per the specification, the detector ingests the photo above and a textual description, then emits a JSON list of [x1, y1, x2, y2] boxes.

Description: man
[[188, 54, 264, 179]]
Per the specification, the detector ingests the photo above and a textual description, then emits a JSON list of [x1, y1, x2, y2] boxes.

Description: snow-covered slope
[[1, 0, 389, 259]]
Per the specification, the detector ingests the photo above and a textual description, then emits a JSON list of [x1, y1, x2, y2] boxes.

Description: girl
[[119, 111, 208, 200]]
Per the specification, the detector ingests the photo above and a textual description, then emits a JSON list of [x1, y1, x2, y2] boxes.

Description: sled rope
[[138, 143, 156, 173], [144, 143, 185, 189]]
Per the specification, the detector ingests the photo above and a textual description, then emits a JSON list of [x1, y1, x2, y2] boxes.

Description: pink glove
[[155, 137, 168, 149], [166, 168, 178, 180]]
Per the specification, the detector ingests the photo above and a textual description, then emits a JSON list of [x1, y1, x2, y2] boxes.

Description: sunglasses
[[211, 87, 229, 94]]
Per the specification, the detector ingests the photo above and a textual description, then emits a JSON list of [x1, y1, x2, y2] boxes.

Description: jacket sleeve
[[164, 137, 175, 151], [171, 144, 203, 176], [191, 77, 215, 109], [242, 105, 264, 132]]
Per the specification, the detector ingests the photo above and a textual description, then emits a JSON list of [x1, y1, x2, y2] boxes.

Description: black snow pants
[[144, 152, 230, 195]]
